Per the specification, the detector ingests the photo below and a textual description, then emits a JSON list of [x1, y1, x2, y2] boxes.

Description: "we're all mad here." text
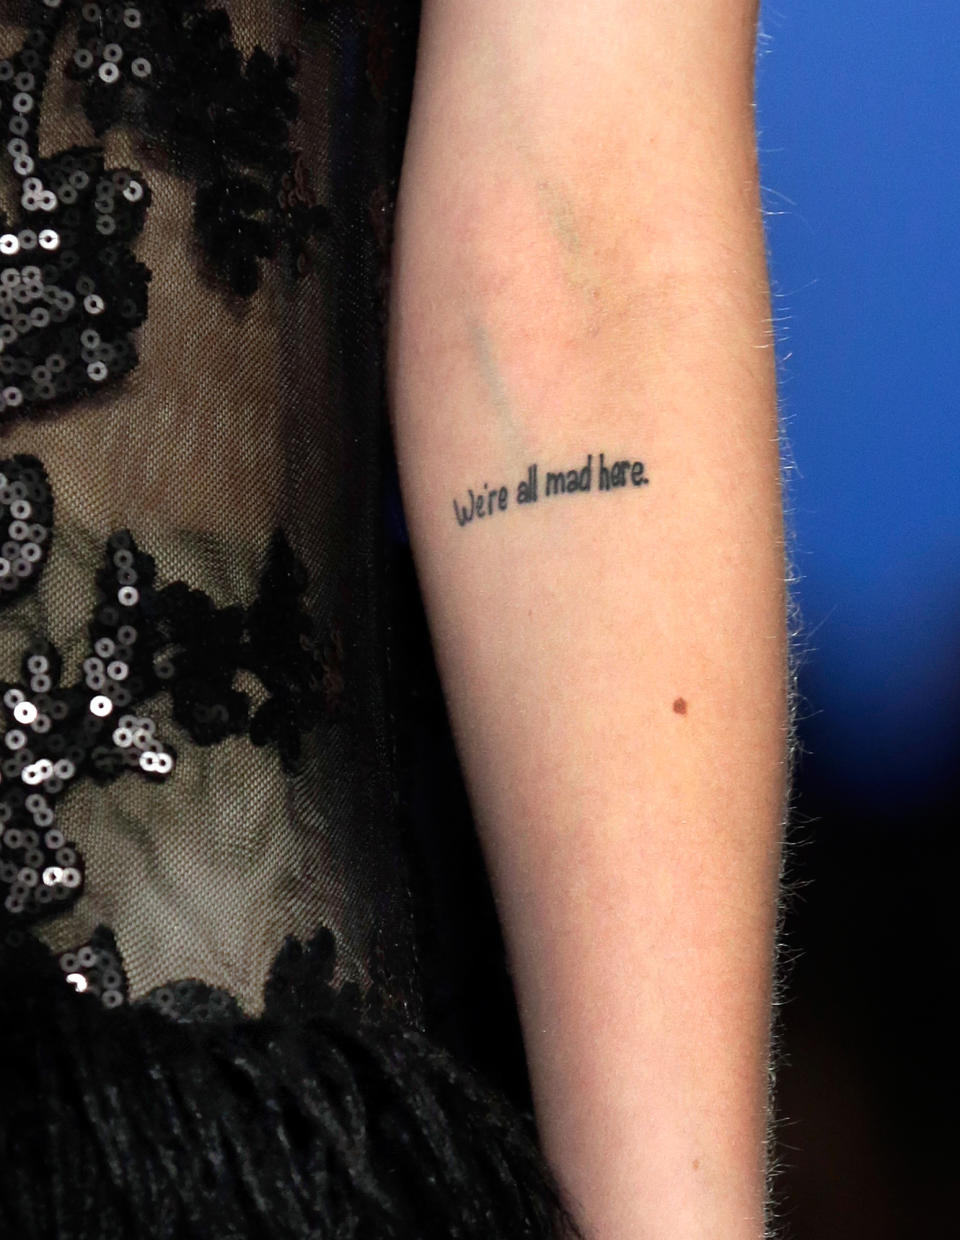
[[451, 452, 650, 528]]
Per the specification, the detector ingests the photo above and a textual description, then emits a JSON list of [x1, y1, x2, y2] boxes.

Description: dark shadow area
[[772, 664, 956, 1239]]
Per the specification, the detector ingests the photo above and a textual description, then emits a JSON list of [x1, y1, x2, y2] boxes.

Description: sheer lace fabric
[[0, 0, 423, 1020], [0, 8, 592, 1235]]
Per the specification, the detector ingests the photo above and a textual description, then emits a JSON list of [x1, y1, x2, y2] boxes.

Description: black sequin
[[0, 0, 152, 422], [0, 455, 52, 602], [0, 521, 176, 925], [61, 0, 330, 295], [0, 0, 330, 426], [140, 972, 243, 1024], [56, 923, 128, 1009], [1, 458, 334, 933]]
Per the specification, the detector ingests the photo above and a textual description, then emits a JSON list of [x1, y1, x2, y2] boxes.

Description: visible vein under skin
[[466, 315, 533, 460]]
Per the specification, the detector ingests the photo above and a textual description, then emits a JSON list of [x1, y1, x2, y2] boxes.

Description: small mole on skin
[[692, 1158, 700, 1171], [673, 697, 687, 715]]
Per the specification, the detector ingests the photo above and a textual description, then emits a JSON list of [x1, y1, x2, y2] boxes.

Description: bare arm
[[386, 3, 788, 1238]]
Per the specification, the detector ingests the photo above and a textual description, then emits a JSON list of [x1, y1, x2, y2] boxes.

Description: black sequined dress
[[0, 2, 582, 1235]]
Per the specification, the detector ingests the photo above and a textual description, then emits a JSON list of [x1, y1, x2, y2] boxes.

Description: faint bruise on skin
[[533, 173, 632, 344], [535, 176, 614, 341], [464, 177, 612, 451], [460, 168, 657, 451]]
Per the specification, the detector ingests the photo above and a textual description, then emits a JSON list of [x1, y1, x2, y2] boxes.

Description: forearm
[[387, 5, 788, 1238]]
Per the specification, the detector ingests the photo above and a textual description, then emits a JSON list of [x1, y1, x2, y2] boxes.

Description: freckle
[[673, 697, 687, 715], [692, 1158, 700, 1171]]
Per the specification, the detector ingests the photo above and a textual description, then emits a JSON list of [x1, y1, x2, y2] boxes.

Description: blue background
[[757, 0, 960, 804], [754, 6, 955, 1234]]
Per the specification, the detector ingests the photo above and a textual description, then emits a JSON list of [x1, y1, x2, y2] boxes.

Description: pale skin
[[387, 3, 788, 1239]]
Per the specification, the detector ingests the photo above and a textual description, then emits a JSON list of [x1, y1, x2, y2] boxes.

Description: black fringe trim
[[0, 926, 585, 1239]]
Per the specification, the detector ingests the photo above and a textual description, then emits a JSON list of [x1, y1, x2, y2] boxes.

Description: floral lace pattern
[[0, 0, 343, 968], [0, 0, 410, 1032], [1, 454, 333, 938], [0, 0, 329, 424]]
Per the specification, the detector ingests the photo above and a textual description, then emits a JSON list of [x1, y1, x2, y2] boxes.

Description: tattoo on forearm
[[451, 451, 650, 528]]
